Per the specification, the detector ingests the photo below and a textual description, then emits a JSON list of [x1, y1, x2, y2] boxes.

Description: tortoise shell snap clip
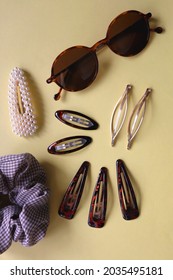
[[88, 167, 107, 228], [116, 159, 139, 220], [58, 161, 89, 219], [55, 110, 99, 130], [48, 136, 92, 155]]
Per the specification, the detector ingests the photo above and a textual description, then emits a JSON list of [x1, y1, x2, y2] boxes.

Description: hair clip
[[55, 110, 99, 130], [58, 161, 89, 219], [47, 135, 92, 155], [127, 88, 152, 149], [111, 85, 132, 146], [88, 167, 107, 228], [8, 67, 37, 137], [116, 159, 139, 220]]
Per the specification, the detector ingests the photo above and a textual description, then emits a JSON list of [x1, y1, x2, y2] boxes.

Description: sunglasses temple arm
[[145, 12, 163, 33], [150, 27, 163, 33], [54, 87, 63, 100]]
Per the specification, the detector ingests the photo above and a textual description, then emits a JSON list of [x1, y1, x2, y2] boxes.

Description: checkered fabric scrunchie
[[0, 153, 49, 254]]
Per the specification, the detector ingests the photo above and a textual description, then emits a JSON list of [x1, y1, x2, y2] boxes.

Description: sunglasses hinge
[[146, 12, 152, 19]]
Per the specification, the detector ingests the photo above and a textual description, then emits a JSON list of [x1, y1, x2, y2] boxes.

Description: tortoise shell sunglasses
[[47, 10, 163, 100]]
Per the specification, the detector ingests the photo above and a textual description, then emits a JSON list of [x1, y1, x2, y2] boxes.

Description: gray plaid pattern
[[0, 153, 49, 254]]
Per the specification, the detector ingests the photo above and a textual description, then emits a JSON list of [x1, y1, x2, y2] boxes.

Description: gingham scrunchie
[[0, 153, 49, 254]]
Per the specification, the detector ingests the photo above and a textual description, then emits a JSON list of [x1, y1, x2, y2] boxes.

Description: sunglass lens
[[50, 46, 98, 91], [107, 11, 150, 56]]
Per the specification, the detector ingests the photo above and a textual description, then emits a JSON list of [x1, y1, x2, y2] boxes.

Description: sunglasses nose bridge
[[92, 37, 107, 52]]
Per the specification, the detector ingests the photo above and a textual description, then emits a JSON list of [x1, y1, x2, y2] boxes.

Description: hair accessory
[[111, 84, 132, 146], [116, 159, 139, 220], [0, 153, 49, 254], [55, 110, 99, 130], [48, 135, 92, 155], [58, 161, 89, 219], [8, 67, 37, 137], [88, 167, 107, 228], [46, 10, 162, 100], [127, 88, 152, 149]]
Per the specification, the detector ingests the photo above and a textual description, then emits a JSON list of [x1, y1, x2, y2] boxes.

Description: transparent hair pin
[[110, 84, 132, 146], [127, 88, 152, 149]]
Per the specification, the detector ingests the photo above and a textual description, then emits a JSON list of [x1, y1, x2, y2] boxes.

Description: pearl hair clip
[[8, 67, 37, 137]]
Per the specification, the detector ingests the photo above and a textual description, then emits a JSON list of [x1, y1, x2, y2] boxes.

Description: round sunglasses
[[47, 10, 163, 100]]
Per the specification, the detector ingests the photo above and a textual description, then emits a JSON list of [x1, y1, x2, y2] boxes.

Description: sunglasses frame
[[47, 10, 163, 100]]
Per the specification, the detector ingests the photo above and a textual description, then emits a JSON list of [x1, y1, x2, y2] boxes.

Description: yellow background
[[0, 0, 172, 260]]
